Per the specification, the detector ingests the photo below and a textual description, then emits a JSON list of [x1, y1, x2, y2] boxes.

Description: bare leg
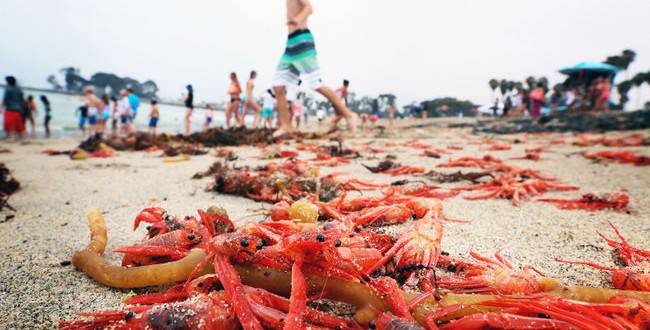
[[225, 102, 232, 129], [316, 86, 357, 135], [240, 102, 248, 127], [233, 101, 242, 126], [251, 101, 262, 128], [272, 86, 292, 137], [184, 108, 192, 135]]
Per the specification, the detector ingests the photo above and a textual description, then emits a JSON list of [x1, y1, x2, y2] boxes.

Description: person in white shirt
[[260, 89, 276, 129], [316, 108, 326, 126], [119, 89, 132, 136]]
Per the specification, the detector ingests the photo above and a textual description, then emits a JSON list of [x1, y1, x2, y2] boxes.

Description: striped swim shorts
[[272, 29, 324, 90]]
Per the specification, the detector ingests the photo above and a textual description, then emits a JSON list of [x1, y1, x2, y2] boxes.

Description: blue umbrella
[[558, 62, 620, 75]]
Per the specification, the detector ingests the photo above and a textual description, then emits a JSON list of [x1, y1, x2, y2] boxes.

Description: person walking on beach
[[110, 96, 119, 137], [99, 94, 111, 135], [183, 84, 194, 135], [529, 83, 545, 119], [388, 104, 396, 129], [24, 95, 37, 138], [226, 73, 242, 129], [126, 88, 140, 133], [148, 99, 160, 136], [241, 71, 262, 128], [77, 87, 101, 137], [204, 104, 214, 131], [76, 105, 89, 138], [40, 95, 52, 138], [260, 89, 276, 129], [271, 0, 357, 138], [1, 76, 26, 140], [118, 89, 131, 136], [292, 91, 305, 129]]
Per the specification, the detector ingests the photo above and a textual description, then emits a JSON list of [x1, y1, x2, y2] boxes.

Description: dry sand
[[0, 118, 648, 329]]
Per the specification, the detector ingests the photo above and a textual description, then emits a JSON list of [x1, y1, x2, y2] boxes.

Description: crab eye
[[240, 238, 249, 247], [335, 239, 342, 247], [188, 234, 195, 240], [316, 234, 325, 242]]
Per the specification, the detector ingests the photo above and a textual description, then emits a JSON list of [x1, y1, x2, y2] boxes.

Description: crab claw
[[133, 207, 165, 231]]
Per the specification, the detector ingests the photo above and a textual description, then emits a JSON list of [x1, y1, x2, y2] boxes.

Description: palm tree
[[631, 72, 647, 109], [617, 80, 633, 109], [525, 76, 537, 91], [489, 79, 499, 101], [499, 79, 508, 98]]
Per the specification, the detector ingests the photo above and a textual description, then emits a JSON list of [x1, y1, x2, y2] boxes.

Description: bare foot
[[272, 127, 294, 139]]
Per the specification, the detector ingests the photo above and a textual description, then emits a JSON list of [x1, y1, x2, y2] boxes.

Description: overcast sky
[[2, 0, 650, 106]]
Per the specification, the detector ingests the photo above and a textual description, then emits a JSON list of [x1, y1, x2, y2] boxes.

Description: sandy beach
[[0, 118, 649, 328]]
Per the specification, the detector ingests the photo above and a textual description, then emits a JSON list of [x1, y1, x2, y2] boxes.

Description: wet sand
[[0, 118, 648, 328]]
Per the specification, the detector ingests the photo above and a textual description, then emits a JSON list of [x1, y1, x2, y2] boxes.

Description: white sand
[[0, 119, 648, 328]]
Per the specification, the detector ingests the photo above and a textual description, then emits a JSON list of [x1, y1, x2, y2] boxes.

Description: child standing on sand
[[261, 89, 275, 129], [204, 104, 214, 131], [148, 99, 159, 136], [272, 0, 357, 137]]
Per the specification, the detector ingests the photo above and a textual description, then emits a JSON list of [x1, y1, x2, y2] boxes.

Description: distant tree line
[[46, 67, 159, 99]]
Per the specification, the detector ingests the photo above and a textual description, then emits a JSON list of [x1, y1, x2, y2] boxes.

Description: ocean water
[[0, 87, 253, 138]]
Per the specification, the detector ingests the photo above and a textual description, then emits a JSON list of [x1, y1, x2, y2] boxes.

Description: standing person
[[502, 96, 512, 117], [203, 104, 214, 131], [24, 95, 37, 138], [184, 84, 194, 135], [316, 107, 326, 127], [110, 96, 119, 137], [76, 105, 89, 138], [126, 87, 140, 133], [510, 90, 522, 116], [148, 99, 160, 136], [1, 76, 26, 139], [292, 91, 304, 129], [260, 89, 275, 129], [529, 83, 545, 118], [271, 0, 357, 137], [77, 87, 101, 137], [226, 73, 242, 128], [119, 89, 131, 136], [241, 71, 262, 127], [388, 104, 396, 129], [549, 90, 561, 113], [40, 95, 52, 138], [335, 80, 350, 107], [99, 94, 111, 134]]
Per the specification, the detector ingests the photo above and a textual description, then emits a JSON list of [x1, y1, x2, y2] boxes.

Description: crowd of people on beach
[[0, 75, 52, 140], [493, 77, 614, 119]]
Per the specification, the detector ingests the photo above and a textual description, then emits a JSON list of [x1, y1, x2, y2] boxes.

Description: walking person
[[226, 73, 242, 129], [126, 88, 140, 134], [292, 91, 305, 129], [241, 71, 262, 128], [203, 104, 214, 131], [110, 96, 119, 137], [99, 94, 111, 135], [40, 95, 52, 138], [184, 84, 194, 135], [1, 76, 26, 140], [77, 87, 101, 137], [118, 89, 131, 136], [24, 95, 37, 138], [271, 0, 357, 137], [260, 89, 276, 129], [529, 83, 545, 119], [148, 99, 160, 136]]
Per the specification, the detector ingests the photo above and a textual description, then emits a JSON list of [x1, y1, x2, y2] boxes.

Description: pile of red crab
[[61, 134, 650, 329]]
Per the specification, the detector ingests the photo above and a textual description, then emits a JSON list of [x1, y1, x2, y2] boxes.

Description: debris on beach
[[584, 150, 650, 166], [539, 192, 633, 213], [63, 204, 650, 329], [473, 109, 650, 134], [0, 163, 20, 211], [362, 158, 425, 176]]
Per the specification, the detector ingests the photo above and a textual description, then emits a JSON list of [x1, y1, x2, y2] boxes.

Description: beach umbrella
[[559, 62, 620, 75]]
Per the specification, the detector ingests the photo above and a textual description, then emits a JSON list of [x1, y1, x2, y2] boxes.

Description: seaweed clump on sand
[[183, 126, 327, 147], [195, 160, 347, 203], [473, 109, 650, 134], [0, 163, 20, 211]]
